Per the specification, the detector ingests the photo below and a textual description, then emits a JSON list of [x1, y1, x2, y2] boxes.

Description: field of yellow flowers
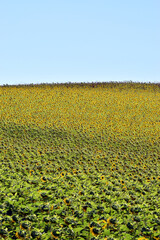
[[0, 82, 160, 240]]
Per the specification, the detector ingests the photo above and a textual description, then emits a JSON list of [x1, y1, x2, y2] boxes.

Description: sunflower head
[[98, 220, 107, 230], [51, 229, 61, 239], [50, 205, 54, 210], [137, 237, 149, 240], [64, 198, 71, 206], [146, 177, 150, 182], [15, 232, 20, 239], [107, 217, 112, 225], [41, 176, 47, 182], [15, 230, 26, 239], [82, 205, 87, 212], [30, 170, 34, 176], [153, 237, 160, 240], [100, 175, 105, 180], [122, 185, 127, 191], [79, 191, 84, 195], [60, 172, 65, 177], [120, 180, 125, 185], [90, 227, 100, 237]]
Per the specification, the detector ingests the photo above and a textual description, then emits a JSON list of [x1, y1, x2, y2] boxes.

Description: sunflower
[[90, 227, 100, 237], [30, 169, 34, 176], [79, 191, 84, 195], [51, 231, 60, 239], [146, 177, 150, 182], [12, 215, 18, 223], [120, 180, 125, 185], [60, 172, 65, 177], [15, 231, 26, 239], [82, 205, 87, 212], [137, 237, 148, 240], [20, 223, 30, 231], [64, 198, 71, 206], [15, 232, 21, 239], [107, 217, 112, 226], [50, 205, 54, 210], [73, 169, 78, 174], [41, 176, 47, 182], [132, 175, 137, 179], [98, 220, 107, 229], [100, 175, 105, 180], [122, 185, 127, 191]]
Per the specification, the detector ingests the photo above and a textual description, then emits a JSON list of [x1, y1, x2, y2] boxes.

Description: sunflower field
[[0, 82, 160, 240]]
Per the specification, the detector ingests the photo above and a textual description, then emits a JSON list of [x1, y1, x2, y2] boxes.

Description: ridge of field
[[0, 82, 160, 240]]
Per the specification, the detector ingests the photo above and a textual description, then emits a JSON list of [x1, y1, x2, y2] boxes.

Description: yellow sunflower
[[120, 180, 125, 185], [51, 232, 59, 239], [50, 205, 54, 210], [137, 237, 149, 240], [64, 198, 71, 206], [153, 237, 160, 240], [100, 175, 105, 180], [98, 219, 107, 229], [146, 177, 150, 182], [30, 169, 34, 176], [60, 172, 65, 177], [107, 217, 112, 226], [41, 176, 47, 182], [82, 205, 87, 212], [90, 227, 99, 237], [15, 232, 21, 239]]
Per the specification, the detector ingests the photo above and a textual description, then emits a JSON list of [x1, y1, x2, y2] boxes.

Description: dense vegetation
[[0, 81, 160, 240]]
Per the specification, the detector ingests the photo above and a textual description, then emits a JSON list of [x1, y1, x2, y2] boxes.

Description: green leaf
[[74, 227, 84, 233], [120, 225, 128, 231], [125, 234, 133, 240], [18, 197, 24, 203], [104, 229, 110, 236]]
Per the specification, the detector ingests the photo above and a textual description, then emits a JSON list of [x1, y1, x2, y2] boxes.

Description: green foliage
[[0, 82, 160, 239]]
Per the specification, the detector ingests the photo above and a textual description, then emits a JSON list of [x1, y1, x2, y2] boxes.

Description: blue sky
[[0, 0, 159, 85]]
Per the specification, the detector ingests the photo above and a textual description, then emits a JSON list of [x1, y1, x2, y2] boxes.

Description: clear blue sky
[[0, 0, 159, 85]]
